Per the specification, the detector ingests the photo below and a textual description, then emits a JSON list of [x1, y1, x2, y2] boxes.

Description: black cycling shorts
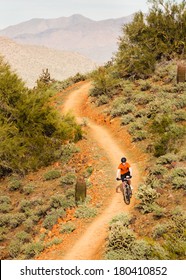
[[121, 172, 131, 182]]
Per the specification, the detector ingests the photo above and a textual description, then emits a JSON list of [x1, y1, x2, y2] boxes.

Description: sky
[[0, 0, 151, 29]]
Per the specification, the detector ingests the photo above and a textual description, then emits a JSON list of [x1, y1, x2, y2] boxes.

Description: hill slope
[[0, 36, 96, 88], [0, 14, 133, 63]]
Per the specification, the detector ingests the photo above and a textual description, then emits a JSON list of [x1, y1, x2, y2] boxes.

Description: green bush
[[42, 208, 66, 229], [60, 173, 76, 185], [23, 242, 44, 258], [8, 179, 22, 191], [74, 204, 97, 218], [22, 184, 35, 195], [43, 169, 61, 180], [0, 196, 12, 213], [59, 222, 76, 233], [0, 57, 82, 175], [135, 184, 159, 214]]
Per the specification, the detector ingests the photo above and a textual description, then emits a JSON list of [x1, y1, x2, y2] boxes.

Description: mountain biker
[[116, 157, 133, 188]]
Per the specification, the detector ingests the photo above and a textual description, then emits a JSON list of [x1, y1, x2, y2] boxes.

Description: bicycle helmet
[[121, 157, 127, 163]]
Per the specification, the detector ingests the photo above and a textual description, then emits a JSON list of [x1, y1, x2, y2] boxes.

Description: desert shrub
[[131, 130, 147, 142], [109, 213, 132, 227], [2, 213, 26, 229], [173, 109, 186, 122], [59, 221, 76, 233], [0, 196, 12, 213], [83, 166, 94, 178], [120, 114, 135, 125], [42, 208, 66, 229], [8, 240, 22, 258], [0, 227, 8, 242], [174, 95, 186, 109], [111, 102, 136, 117], [60, 173, 76, 185], [96, 95, 110, 106], [135, 184, 159, 214], [152, 204, 166, 219], [107, 224, 136, 251], [43, 169, 61, 180], [19, 199, 32, 214], [8, 179, 22, 191], [152, 223, 172, 239], [22, 184, 35, 195], [156, 153, 178, 164], [145, 174, 162, 189], [23, 218, 35, 232], [46, 237, 63, 248], [23, 242, 44, 258], [134, 92, 152, 105], [74, 204, 97, 218], [139, 80, 151, 91], [60, 143, 80, 164], [150, 165, 167, 176], [172, 177, 186, 189], [15, 231, 32, 243], [50, 194, 75, 209]]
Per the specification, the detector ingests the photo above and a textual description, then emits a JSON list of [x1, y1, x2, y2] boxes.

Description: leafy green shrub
[[74, 204, 97, 218], [16, 231, 31, 243], [23, 242, 44, 258], [22, 184, 35, 195], [120, 114, 135, 125], [19, 199, 32, 214], [111, 101, 136, 117], [60, 173, 76, 185], [8, 179, 22, 191], [152, 223, 171, 239], [59, 222, 76, 233], [0, 57, 82, 175], [0, 196, 12, 213], [96, 95, 110, 106], [131, 130, 147, 142], [42, 208, 66, 229], [2, 213, 26, 229], [156, 153, 178, 165], [135, 184, 159, 214], [109, 213, 132, 227], [8, 240, 22, 258], [46, 237, 63, 248], [43, 169, 61, 180], [152, 204, 166, 219], [60, 143, 80, 164], [150, 165, 167, 176], [23, 218, 35, 232]]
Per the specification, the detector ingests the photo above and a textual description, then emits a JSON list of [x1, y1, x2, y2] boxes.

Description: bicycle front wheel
[[123, 185, 130, 205]]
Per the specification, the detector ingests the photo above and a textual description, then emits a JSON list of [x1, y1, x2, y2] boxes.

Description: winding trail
[[60, 81, 141, 260]]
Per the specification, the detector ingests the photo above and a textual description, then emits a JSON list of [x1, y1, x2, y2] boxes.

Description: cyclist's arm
[[116, 169, 120, 178], [129, 167, 132, 177]]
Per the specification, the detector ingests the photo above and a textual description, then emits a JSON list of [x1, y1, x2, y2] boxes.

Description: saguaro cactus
[[177, 63, 186, 83], [75, 176, 87, 204]]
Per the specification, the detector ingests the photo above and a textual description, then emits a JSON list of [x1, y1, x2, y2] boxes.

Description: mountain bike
[[117, 176, 132, 205]]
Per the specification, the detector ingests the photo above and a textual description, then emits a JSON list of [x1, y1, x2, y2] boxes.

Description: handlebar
[[116, 176, 132, 181]]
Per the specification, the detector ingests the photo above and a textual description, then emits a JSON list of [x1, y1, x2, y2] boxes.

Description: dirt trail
[[60, 81, 141, 260]]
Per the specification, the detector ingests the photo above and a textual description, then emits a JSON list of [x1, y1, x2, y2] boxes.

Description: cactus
[[75, 176, 87, 204], [177, 63, 186, 83]]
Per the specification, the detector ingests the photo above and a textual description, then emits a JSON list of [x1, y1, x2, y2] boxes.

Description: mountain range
[[0, 14, 133, 63], [0, 36, 96, 88]]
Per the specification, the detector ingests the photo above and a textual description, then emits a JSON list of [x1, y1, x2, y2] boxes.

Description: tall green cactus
[[177, 63, 186, 83], [75, 176, 87, 204]]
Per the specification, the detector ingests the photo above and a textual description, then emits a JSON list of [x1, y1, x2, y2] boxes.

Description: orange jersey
[[118, 162, 130, 175]]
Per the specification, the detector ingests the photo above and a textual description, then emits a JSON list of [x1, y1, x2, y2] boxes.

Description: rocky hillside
[[0, 36, 96, 88], [0, 14, 133, 63]]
